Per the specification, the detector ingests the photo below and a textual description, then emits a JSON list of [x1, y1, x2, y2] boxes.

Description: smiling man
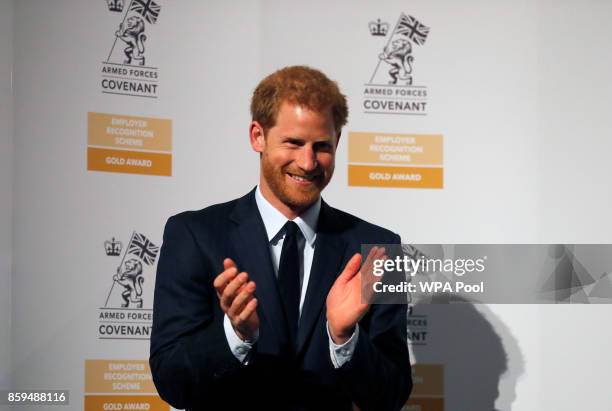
[[150, 66, 412, 411]]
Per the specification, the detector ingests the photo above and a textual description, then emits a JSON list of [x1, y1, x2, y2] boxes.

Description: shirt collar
[[255, 185, 320, 246]]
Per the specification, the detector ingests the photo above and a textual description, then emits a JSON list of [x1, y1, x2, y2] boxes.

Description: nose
[[297, 146, 318, 172]]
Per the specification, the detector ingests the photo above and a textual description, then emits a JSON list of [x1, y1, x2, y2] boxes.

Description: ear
[[249, 121, 265, 153]]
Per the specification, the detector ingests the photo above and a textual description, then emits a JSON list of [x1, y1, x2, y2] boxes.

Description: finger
[[362, 247, 387, 297], [337, 253, 363, 283], [372, 247, 389, 280], [364, 246, 386, 267], [214, 265, 238, 289], [223, 258, 237, 271], [223, 272, 248, 301], [221, 272, 249, 308], [228, 282, 256, 318], [361, 246, 379, 271], [365, 247, 393, 307], [213, 267, 238, 297], [217, 257, 238, 297], [238, 298, 258, 323]]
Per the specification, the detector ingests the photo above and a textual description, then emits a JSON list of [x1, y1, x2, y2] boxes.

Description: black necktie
[[278, 221, 301, 348]]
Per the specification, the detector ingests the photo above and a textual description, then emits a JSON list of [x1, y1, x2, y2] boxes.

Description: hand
[[326, 247, 387, 344], [213, 258, 259, 342]]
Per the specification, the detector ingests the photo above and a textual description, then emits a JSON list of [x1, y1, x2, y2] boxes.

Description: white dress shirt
[[223, 186, 358, 367]]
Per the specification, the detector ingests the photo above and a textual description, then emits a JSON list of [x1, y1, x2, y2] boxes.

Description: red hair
[[250, 66, 348, 133]]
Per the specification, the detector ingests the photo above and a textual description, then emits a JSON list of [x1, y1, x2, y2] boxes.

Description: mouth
[[287, 172, 318, 185]]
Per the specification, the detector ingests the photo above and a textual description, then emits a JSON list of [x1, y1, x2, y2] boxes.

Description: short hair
[[250, 65, 348, 134]]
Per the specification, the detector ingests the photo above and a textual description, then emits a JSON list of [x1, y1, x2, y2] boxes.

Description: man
[[150, 66, 412, 411]]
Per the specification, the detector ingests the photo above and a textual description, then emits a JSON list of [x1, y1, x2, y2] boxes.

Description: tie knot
[[284, 220, 300, 238]]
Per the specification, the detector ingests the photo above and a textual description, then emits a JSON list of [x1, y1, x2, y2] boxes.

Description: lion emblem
[[115, 16, 147, 66], [379, 38, 414, 85], [113, 258, 145, 308]]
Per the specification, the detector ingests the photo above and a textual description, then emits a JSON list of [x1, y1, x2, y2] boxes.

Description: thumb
[[337, 253, 362, 284]]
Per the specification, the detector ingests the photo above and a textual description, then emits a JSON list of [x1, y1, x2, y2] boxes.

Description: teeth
[[289, 173, 312, 182]]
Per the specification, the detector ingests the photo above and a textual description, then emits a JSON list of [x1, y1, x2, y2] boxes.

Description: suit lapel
[[297, 201, 347, 354], [229, 189, 289, 346]]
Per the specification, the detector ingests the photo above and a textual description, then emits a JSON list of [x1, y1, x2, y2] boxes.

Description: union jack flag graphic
[[127, 232, 159, 265], [130, 0, 161, 24], [395, 14, 429, 46]]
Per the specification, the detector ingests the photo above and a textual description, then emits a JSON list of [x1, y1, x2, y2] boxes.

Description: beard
[[261, 153, 333, 212]]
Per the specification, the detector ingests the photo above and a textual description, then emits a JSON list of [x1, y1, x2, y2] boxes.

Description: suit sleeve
[[149, 215, 242, 409], [338, 234, 412, 411]]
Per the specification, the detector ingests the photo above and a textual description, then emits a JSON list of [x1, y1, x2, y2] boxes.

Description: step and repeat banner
[[10, 1, 612, 410]]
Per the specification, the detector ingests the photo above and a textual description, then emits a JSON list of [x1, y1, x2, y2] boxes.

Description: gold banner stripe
[[85, 360, 157, 394], [348, 165, 443, 189], [87, 147, 172, 176], [84, 395, 169, 411], [411, 364, 444, 396], [88, 112, 172, 152], [348, 132, 443, 166], [403, 398, 445, 411], [88, 145, 171, 155]]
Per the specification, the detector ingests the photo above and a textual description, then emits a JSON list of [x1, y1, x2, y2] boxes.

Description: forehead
[[273, 102, 335, 134]]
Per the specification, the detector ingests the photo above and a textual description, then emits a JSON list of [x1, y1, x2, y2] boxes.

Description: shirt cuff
[[327, 322, 359, 368], [223, 314, 258, 364]]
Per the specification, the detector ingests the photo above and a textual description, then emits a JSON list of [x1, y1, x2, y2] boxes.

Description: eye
[[314, 142, 334, 153], [284, 138, 304, 147]]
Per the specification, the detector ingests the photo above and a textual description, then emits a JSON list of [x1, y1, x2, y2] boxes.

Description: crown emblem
[[105, 237, 123, 256], [369, 19, 389, 36], [106, 0, 124, 12]]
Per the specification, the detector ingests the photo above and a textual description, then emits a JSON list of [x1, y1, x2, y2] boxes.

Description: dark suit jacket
[[150, 189, 412, 411]]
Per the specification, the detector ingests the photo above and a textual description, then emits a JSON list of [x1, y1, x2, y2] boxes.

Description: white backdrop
[[6, 1, 612, 410], [0, 0, 14, 405]]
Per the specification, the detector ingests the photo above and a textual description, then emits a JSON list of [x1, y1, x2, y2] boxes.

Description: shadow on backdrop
[[410, 295, 524, 411]]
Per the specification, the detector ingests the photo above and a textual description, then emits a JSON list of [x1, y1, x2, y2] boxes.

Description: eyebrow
[[283, 136, 334, 144]]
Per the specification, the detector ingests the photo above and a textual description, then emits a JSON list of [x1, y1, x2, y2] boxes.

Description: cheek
[[265, 149, 293, 169], [318, 154, 335, 171]]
